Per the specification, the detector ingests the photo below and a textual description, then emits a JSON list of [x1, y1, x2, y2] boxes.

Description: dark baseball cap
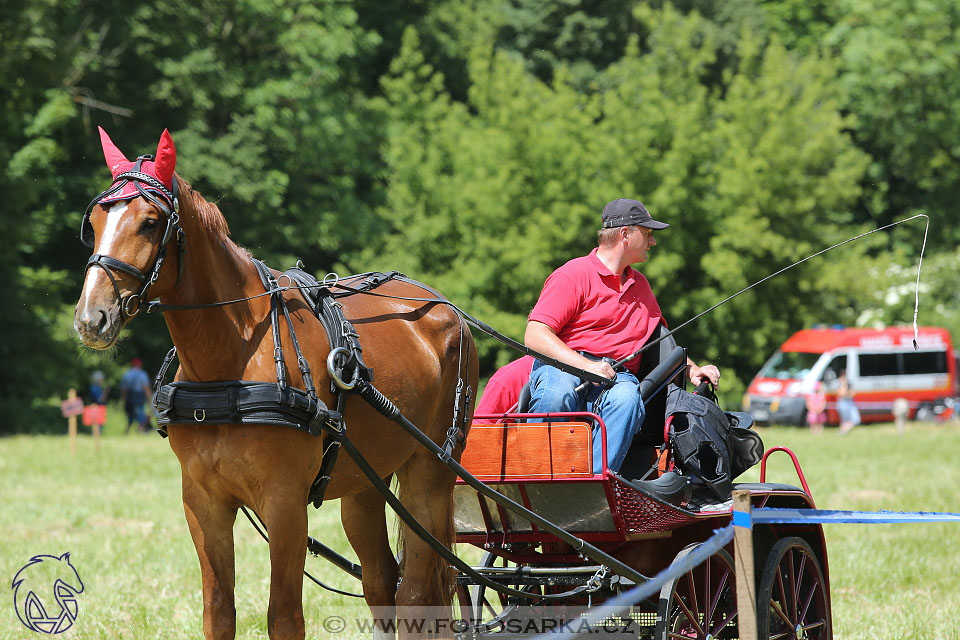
[[601, 199, 669, 230]]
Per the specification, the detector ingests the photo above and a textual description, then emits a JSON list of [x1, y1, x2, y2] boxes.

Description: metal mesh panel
[[609, 477, 699, 535]]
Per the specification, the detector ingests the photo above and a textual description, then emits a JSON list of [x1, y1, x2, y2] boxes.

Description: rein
[[146, 272, 614, 387]]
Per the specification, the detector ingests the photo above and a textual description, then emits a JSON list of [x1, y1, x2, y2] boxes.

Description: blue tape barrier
[[530, 524, 735, 640], [753, 508, 960, 524], [732, 510, 752, 529]]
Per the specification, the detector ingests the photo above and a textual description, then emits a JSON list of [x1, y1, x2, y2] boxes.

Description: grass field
[[2, 410, 959, 639]]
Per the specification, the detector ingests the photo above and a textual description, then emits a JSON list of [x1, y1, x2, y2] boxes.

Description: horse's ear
[[154, 129, 176, 188], [98, 126, 129, 177]]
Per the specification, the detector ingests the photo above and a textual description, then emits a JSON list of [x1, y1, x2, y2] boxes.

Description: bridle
[[81, 155, 186, 318]]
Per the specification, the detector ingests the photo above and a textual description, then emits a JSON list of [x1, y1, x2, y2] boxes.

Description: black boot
[[630, 471, 693, 506]]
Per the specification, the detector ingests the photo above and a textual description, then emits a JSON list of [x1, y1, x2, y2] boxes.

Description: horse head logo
[[11, 553, 84, 634]]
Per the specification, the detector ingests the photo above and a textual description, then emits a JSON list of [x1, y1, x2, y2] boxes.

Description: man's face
[[625, 225, 656, 263]]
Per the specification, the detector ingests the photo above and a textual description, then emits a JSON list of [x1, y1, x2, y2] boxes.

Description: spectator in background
[[83, 370, 109, 432], [836, 369, 861, 435], [120, 358, 152, 433], [805, 381, 827, 434]]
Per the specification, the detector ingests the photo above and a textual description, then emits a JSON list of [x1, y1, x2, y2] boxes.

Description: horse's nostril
[[97, 309, 110, 335]]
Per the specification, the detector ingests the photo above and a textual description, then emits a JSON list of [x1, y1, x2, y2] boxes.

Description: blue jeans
[[837, 397, 860, 426], [527, 359, 645, 473]]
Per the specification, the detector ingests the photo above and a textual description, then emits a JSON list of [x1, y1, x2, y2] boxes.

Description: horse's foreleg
[[258, 495, 308, 640], [395, 453, 457, 639], [342, 485, 399, 639], [182, 480, 238, 640]]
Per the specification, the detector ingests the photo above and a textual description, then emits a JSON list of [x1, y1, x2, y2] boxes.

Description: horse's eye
[[142, 218, 159, 231]]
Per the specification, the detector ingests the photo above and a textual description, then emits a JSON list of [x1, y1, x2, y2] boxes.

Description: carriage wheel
[[757, 537, 831, 640], [656, 544, 737, 640]]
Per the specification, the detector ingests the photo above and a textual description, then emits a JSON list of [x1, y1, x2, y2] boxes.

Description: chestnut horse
[[74, 129, 477, 639]]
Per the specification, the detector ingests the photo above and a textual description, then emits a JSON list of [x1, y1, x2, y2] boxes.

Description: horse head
[[75, 128, 184, 349]]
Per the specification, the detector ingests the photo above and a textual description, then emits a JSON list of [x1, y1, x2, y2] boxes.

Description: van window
[[859, 353, 899, 377], [900, 351, 947, 375], [821, 355, 847, 383], [758, 351, 821, 380], [857, 350, 949, 377]]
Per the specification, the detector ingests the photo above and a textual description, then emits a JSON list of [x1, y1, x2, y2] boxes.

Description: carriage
[[75, 127, 832, 640], [451, 340, 832, 639]]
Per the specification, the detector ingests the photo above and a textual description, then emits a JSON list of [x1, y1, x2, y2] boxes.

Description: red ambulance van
[[743, 326, 956, 425]]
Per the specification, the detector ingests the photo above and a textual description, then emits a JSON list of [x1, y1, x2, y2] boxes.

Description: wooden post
[[67, 388, 78, 457], [92, 423, 101, 452], [733, 489, 758, 640]]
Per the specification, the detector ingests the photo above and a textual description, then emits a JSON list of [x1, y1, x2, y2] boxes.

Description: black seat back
[[634, 326, 686, 445]]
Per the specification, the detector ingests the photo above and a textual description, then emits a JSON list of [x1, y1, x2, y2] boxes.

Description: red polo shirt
[[528, 248, 666, 374]]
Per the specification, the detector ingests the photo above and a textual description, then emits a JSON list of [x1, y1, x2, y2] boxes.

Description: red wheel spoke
[[673, 590, 704, 637], [685, 571, 700, 621], [711, 609, 737, 636], [709, 569, 730, 620], [801, 619, 826, 632], [774, 566, 788, 621], [794, 552, 808, 620], [706, 564, 733, 636], [786, 550, 798, 622], [771, 597, 793, 628], [703, 557, 712, 623], [799, 575, 819, 622]]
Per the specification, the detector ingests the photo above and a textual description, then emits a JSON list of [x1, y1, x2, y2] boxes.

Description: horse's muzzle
[[74, 302, 122, 349]]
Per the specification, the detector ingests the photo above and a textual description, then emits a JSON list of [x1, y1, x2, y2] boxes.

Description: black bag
[[666, 383, 763, 501]]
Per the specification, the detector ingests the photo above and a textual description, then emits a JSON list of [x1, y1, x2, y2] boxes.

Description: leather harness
[[152, 262, 413, 507]]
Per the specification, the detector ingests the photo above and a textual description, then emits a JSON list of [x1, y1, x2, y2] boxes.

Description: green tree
[[828, 0, 960, 246], [371, 7, 872, 405], [0, 0, 389, 431]]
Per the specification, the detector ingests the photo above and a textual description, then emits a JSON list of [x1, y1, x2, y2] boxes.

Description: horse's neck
[[161, 216, 266, 381]]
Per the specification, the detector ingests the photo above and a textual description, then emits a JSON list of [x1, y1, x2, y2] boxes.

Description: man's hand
[[688, 363, 720, 386], [581, 358, 617, 383]]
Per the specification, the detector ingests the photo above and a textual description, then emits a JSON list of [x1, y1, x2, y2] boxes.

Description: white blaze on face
[[98, 200, 130, 255], [79, 200, 131, 308]]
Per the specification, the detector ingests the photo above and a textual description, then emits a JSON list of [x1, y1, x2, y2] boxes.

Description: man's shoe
[[630, 471, 693, 506]]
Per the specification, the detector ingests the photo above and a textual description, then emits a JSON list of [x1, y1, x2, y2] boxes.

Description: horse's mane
[[176, 176, 233, 241]]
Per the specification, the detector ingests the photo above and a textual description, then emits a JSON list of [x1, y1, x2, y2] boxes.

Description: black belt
[[155, 380, 336, 437]]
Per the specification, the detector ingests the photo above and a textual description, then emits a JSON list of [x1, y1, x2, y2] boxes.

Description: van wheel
[[915, 404, 935, 422]]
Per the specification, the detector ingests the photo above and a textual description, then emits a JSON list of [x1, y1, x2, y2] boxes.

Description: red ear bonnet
[[153, 129, 177, 188], [99, 126, 130, 177], [95, 127, 176, 207]]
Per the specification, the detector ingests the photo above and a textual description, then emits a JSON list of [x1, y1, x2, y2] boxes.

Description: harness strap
[[253, 260, 289, 391], [252, 259, 347, 509], [86, 254, 147, 281], [282, 267, 373, 387]]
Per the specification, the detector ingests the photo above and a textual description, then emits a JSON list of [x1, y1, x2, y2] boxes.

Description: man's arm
[[686, 357, 720, 386], [524, 320, 616, 381]]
